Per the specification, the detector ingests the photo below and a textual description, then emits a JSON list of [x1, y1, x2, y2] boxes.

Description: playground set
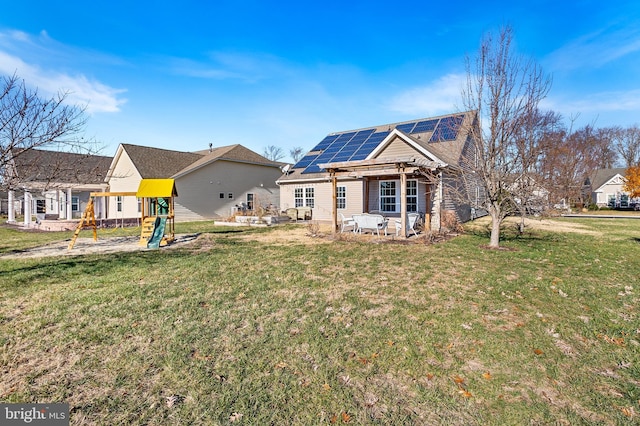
[[68, 179, 178, 250]]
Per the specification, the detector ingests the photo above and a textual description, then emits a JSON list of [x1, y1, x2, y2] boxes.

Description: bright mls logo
[[1, 404, 69, 425]]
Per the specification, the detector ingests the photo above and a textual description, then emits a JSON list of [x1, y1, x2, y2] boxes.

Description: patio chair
[[285, 208, 298, 221], [339, 213, 356, 233], [394, 213, 420, 237]]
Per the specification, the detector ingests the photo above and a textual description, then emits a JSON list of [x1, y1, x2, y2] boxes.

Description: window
[[295, 187, 315, 208], [380, 181, 397, 212], [137, 198, 142, 213], [407, 180, 417, 212], [116, 196, 122, 212], [219, 192, 225, 199], [336, 186, 346, 209], [247, 193, 254, 211], [379, 180, 418, 212], [72, 196, 80, 212], [49, 197, 55, 211], [36, 199, 46, 214], [294, 188, 304, 207], [305, 187, 315, 208], [228, 193, 233, 199]]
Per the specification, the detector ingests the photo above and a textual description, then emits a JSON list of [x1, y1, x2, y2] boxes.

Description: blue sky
[[1, 1, 640, 162]]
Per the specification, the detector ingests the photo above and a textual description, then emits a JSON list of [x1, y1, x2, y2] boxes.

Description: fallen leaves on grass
[[329, 412, 352, 424], [533, 349, 544, 355], [482, 372, 492, 380], [597, 333, 626, 346]]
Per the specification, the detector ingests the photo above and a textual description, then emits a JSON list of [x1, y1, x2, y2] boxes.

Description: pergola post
[[331, 174, 338, 232], [400, 171, 407, 237]]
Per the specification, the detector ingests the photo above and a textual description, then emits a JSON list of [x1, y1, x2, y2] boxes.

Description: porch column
[[331, 175, 338, 232], [400, 172, 407, 237], [23, 191, 31, 227], [66, 188, 73, 220], [7, 190, 15, 222]]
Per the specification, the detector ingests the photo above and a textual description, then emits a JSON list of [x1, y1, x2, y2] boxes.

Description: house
[[105, 143, 283, 221], [276, 111, 481, 233], [583, 168, 631, 208], [4, 148, 111, 226]]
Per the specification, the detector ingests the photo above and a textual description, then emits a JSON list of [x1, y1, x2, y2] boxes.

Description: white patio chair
[[395, 213, 420, 237], [339, 213, 356, 233]]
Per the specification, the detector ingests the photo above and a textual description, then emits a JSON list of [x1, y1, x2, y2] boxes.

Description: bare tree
[[461, 26, 551, 248], [613, 125, 640, 167], [0, 73, 97, 190], [262, 145, 285, 162], [289, 146, 304, 163], [539, 122, 617, 207]]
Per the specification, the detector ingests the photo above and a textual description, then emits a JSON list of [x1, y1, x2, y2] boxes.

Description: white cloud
[[0, 30, 126, 114], [545, 24, 640, 71], [543, 89, 640, 115], [387, 73, 465, 116]]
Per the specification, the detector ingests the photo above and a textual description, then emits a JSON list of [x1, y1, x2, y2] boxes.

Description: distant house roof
[[278, 111, 476, 182], [586, 168, 627, 191], [120, 144, 203, 179], [10, 148, 111, 186], [175, 144, 282, 178], [114, 143, 282, 181]]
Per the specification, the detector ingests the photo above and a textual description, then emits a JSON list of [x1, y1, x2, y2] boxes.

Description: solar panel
[[301, 128, 383, 174], [430, 115, 464, 142], [293, 154, 318, 169], [412, 119, 438, 133], [396, 122, 416, 133], [310, 134, 339, 152], [299, 113, 465, 174]]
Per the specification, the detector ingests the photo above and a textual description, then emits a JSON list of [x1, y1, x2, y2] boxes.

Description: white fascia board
[[365, 128, 446, 165]]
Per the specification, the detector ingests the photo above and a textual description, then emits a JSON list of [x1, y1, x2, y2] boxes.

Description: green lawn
[[1, 219, 639, 424]]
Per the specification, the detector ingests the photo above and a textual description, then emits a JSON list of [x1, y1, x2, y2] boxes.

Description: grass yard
[[1, 218, 639, 425]]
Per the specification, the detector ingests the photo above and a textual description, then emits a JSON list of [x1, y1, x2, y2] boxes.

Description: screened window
[[72, 196, 80, 212], [336, 186, 346, 209]]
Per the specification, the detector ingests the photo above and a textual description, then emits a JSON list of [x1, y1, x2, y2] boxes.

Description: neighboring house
[[277, 111, 482, 232], [105, 143, 283, 221], [4, 149, 111, 226], [583, 168, 630, 208]]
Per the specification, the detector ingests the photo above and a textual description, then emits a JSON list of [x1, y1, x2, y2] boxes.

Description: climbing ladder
[[67, 197, 97, 250], [139, 216, 157, 246]]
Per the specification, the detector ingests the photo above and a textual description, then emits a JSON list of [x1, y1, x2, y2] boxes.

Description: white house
[[584, 168, 631, 208]]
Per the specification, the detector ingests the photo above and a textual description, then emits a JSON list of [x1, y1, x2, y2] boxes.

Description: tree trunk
[[489, 207, 502, 248]]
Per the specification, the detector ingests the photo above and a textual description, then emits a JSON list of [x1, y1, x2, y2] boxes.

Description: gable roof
[[110, 143, 281, 181], [120, 144, 204, 179], [278, 111, 476, 182], [175, 144, 282, 177], [587, 168, 627, 190], [9, 148, 111, 186]]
